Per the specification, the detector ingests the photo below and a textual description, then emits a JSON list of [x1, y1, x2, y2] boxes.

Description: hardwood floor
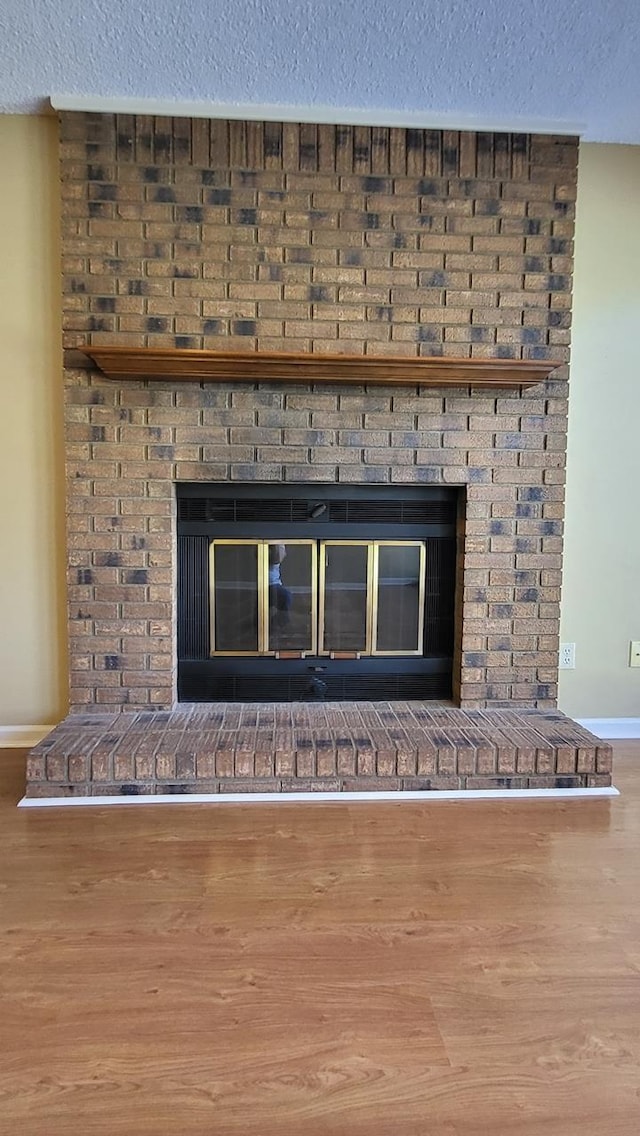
[[1, 743, 639, 1135]]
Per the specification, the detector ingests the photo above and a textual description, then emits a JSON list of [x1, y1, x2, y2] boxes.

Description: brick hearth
[[26, 706, 611, 797]]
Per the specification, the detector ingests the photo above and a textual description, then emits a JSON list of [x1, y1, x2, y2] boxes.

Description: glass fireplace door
[[266, 541, 317, 655], [319, 541, 372, 655], [319, 540, 426, 657], [210, 539, 426, 659], [209, 540, 317, 656], [210, 540, 261, 655], [373, 542, 426, 656]]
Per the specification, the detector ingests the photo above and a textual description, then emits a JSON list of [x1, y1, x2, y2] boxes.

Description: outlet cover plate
[[560, 643, 576, 669]]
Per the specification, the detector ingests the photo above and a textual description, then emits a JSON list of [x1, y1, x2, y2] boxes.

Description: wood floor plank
[[1, 744, 639, 1135]]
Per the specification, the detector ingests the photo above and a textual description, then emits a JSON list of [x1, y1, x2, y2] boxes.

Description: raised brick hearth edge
[[26, 706, 612, 798]]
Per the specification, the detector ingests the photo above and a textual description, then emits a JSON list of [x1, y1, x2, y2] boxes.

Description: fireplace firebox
[[177, 485, 458, 702]]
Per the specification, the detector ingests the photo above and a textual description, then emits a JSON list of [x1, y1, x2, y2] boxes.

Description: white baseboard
[[18, 786, 619, 808], [577, 718, 640, 740], [0, 725, 55, 749]]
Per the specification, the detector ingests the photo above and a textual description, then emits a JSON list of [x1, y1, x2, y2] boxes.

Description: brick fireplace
[[24, 112, 614, 797]]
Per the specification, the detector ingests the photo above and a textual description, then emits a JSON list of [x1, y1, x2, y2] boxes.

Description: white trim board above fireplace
[[49, 95, 586, 138]]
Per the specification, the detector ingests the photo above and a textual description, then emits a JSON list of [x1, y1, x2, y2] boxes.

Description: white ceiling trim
[[50, 95, 585, 137]]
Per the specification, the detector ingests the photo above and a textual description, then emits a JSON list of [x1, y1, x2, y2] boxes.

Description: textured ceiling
[[1, 0, 639, 143]]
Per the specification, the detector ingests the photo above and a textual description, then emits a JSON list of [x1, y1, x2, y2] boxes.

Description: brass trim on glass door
[[371, 540, 426, 657], [369, 543, 379, 656], [318, 543, 327, 655], [259, 542, 270, 656]]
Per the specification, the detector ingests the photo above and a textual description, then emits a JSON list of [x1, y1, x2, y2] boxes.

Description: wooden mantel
[[81, 346, 560, 389]]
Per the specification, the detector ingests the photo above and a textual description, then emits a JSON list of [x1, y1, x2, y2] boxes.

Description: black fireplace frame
[[176, 483, 459, 703]]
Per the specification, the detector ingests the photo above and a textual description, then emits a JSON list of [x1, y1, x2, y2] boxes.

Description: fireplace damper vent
[[177, 484, 458, 703], [177, 496, 454, 526]]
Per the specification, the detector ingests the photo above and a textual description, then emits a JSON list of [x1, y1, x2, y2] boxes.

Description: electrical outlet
[[630, 641, 640, 668], [559, 642, 576, 669]]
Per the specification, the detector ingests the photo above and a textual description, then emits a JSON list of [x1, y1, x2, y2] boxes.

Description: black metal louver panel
[[337, 500, 455, 524], [423, 537, 457, 656], [178, 499, 235, 523], [396, 501, 454, 524], [235, 499, 312, 522], [177, 536, 209, 659], [179, 672, 451, 703], [178, 496, 456, 526], [178, 498, 314, 523]]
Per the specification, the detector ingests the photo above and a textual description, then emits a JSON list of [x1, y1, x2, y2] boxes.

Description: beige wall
[[559, 143, 640, 718], [0, 116, 67, 728], [0, 118, 637, 724]]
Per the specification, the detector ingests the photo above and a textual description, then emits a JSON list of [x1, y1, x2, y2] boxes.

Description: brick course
[[59, 114, 578, 713]]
